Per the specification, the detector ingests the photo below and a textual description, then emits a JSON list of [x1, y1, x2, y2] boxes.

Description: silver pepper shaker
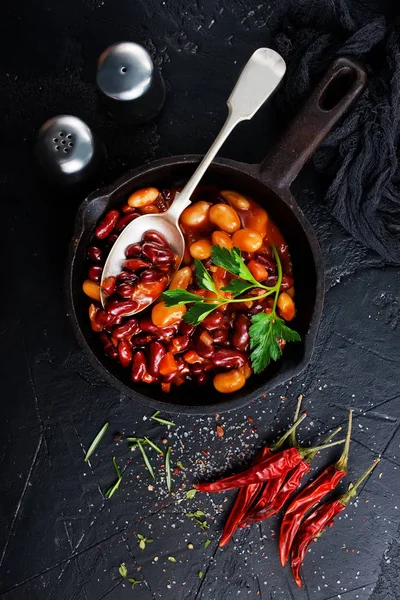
[[34, 115, 106, 186], [96, 42, 166, 124]]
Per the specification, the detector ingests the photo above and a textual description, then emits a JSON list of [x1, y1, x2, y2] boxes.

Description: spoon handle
[[166, 48, 286, 221]]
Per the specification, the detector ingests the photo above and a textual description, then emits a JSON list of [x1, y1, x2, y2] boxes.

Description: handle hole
[[319, 70, 356, 111]]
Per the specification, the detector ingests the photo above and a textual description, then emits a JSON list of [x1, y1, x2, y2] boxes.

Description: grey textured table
[[0, 1, 399, 599]]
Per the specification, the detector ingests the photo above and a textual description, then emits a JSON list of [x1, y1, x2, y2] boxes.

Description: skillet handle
[[258, 57, 367, 192]]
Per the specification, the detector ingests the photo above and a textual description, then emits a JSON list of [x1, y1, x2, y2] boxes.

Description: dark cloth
[[269, 0, 400, 264]]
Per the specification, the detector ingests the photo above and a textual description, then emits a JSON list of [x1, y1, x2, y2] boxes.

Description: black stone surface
[[0, 1, 399, 599]]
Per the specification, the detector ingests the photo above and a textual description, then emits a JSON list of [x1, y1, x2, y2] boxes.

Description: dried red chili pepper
[[280, 410, 353, 566], [219, 399, 306, 547], [238, 395, 306, 528], [194, 435, 344, 493], [290, 458, 380, 588]]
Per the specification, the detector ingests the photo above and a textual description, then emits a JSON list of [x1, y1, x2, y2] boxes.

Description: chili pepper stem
[[289, 395, 303, 448], [340, 458, 380, 506], [273, 412, 307, 452], [301, 438, 345, 457], [336, 410, 353, 473], [305, 426, 342, 463]]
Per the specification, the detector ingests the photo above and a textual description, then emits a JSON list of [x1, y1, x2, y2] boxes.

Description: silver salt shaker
[[34, 115, 106, 186], [96, 42, 166, 124]]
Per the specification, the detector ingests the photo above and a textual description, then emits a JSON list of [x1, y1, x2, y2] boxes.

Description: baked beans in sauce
[[83, 187, 295, 394]]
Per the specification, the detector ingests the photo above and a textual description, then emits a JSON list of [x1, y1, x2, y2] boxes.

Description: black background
[[1, 1, 399, 599]]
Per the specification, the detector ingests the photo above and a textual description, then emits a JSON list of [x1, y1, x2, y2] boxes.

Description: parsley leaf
[[221, 278, 255, 297], [211, 246, 259, 286], [194, 260, 218, 294], [280, 321, 302, 343], [162, 289, 202, 307], [183, 302, 218, 325], [249, 313, 301, 373]]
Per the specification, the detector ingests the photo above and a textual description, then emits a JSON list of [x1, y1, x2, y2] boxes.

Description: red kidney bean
[[106, 233, 118, 248], [213, 349, 247, 369], [114, 213, 139, 234], [232, 314, 250, 351], [148, 341, 166, 377], [105, 316, 123, 330], [157, 327, 178, 341], [131, 350, 147, 382], [247, 299, 267, 315], [121, 203, 137, 214], [195, 338, 215, 359], [212, 327, 229, 344], [202, 311, 224, 329], [123, 258, 151, 272], [99, 333, 118, 359], [116, 271, 133, 283], [101, 275, 116, 295], [140, 268, 163, 283], [170, 334, 190, 353], [176, 357, 190, 376], [142, 230, 169, 248], [281, 275, 294, 290], [139, 318, 177, 339], [125, 243, 142, 258], [87, 246, 103, 263], [229, 301, 250, 313], [179, 322, 195, 336], [254, 253, 276, 273], [264, 276, 277, 288], [131, 333, 156, 346], [106, 298, 138, 316], [190, 363, 206, 376], [118, 340, 132, 367], [88, 265, 103, 282], [262, 274, 293, 290], [141, 243, 174, 265], [116, 282, 136, 298], [197, 372, 209, 386], [97, 310, 122, 329], [162, 189, 176, 204], [155, 196, 170, 212], [95, 210, 120, 239], [112, 318, 140, 340]]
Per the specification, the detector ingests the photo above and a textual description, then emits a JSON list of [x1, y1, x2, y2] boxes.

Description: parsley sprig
[[162, 245, 300, 373]]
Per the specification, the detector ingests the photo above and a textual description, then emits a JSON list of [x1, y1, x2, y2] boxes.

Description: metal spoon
[[100, 48, 286, 314]]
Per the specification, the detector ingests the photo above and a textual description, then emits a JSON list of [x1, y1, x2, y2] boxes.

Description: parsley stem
[[223, 288, 277, 303], [272, 245, 283, 313]]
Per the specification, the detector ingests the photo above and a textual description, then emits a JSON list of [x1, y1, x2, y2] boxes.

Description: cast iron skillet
[[66, 57, 367, 414]]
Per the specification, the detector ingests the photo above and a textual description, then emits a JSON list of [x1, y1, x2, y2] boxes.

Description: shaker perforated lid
[[96, 42, 166, 124], [34, 115, 106, 185]]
